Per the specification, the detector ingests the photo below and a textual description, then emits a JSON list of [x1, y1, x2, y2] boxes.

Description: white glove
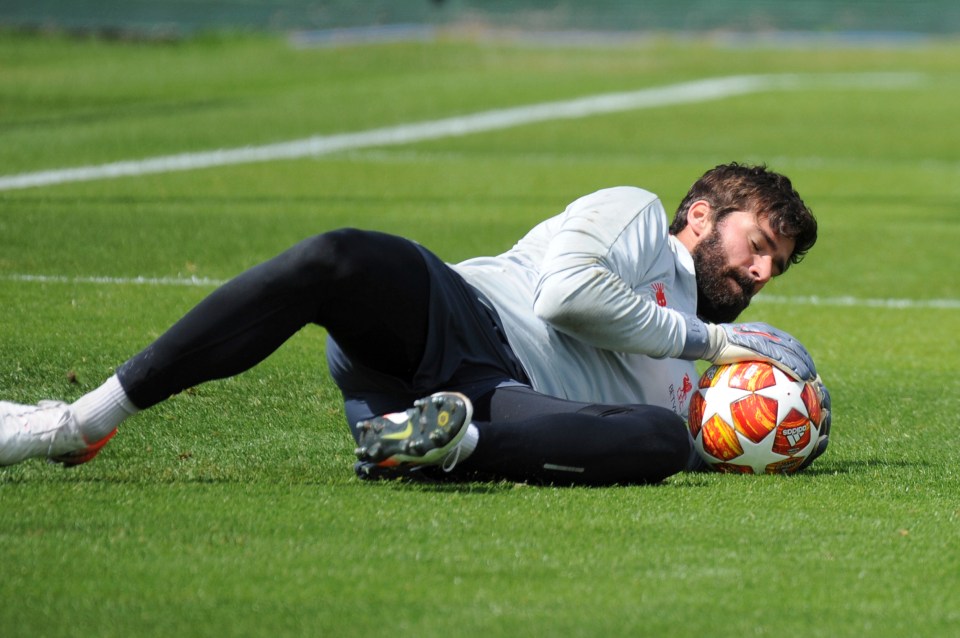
[[681, 316, 818, 382]]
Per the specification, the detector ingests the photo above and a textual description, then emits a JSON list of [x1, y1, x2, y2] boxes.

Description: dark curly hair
[[670, 163, 818, 268]]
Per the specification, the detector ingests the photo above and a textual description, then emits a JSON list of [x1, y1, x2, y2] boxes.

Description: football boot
[[0, 400, 115, 467], [354, 392, 472, 469]]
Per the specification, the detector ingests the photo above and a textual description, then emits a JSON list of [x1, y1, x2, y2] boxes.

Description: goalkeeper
[[0, 163, 829, 485]]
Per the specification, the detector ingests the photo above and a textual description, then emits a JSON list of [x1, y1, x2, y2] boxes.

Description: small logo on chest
[[651, 282, 667, 307]]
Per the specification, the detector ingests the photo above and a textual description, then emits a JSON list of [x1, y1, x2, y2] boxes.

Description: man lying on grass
[[1, 162, 829, 485]]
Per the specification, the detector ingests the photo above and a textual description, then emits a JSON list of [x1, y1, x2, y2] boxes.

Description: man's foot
[[354, 392, 472, 469], [49, 427, 117, 467], [0, 400, 115, 467]]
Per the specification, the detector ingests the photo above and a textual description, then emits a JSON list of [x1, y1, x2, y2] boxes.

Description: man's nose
[[750, 255, 774, 285]]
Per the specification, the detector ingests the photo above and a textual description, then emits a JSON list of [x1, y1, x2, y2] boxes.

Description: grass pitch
[[1, 30, 959, 637]]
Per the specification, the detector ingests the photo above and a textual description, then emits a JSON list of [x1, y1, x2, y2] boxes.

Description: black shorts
[[326, 241, 529, 439]]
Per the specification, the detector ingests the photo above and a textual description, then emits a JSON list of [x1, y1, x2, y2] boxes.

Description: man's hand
[[712, 322, 818, 381], [682, 317, 818, 382]]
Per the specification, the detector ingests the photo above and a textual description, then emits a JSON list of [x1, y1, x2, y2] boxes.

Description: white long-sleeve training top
[[453, 186, 699, 417]]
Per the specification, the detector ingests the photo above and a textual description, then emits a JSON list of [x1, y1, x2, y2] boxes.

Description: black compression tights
[[461, 385, 691, 486], [117, 229, 431, 409]]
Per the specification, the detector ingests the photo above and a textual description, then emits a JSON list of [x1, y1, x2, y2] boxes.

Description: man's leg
[[355, 385, 691, 486], [117, 229, 431, 408], [464, 386, 691, 485], [1, 229, 433, 466]]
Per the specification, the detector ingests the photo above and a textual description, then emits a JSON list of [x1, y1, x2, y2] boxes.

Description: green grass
[[2, 30, 959, 637]]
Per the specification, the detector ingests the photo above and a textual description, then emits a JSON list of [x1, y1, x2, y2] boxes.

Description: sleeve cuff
[[680, 313, 710, 360]]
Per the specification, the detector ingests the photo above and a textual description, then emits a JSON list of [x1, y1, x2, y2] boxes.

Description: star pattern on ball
[[755, 366, 811, 426], [696, 365, 752, 428], [726, 425, 789, 473]]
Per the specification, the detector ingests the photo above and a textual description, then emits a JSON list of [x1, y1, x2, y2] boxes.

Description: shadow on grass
[[352, 468, 686, 492], [801, 457, 929, 476], [1, 456, 924, 491]]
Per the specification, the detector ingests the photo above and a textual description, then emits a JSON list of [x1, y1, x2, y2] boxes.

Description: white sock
[[457, 423, 480, 460], [70, 375, 139, 440], [441, 423, 479, 473]]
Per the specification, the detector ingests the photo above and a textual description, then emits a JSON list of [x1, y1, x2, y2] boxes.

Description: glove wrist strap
[[680, 314, 712, 360]]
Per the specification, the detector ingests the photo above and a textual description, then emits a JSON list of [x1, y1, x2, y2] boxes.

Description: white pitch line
[[4, 273, 225, 287], [3, 273, 957, 310], [0, 72, 925, 192], [754, 294, 960, 310]]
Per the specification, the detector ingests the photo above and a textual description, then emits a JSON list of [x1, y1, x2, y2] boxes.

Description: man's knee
[[284, 228, 369, 284], [649, 407, 692, 468], [616, 406, 691, 484]]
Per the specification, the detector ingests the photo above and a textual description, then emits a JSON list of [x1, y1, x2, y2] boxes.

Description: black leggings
[[117, 229, 690, 485], [118, 229, 431, 408], [471, 386, 690, 485]]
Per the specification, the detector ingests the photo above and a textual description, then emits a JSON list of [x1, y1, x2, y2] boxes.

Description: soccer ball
[[687, 361, 825, 474]]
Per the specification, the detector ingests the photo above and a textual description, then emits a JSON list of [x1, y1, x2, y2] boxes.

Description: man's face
[[692, 210, 795, 323]]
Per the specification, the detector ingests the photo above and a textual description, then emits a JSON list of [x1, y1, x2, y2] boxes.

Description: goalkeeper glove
[[680, 315, 817, 382], [798, 377, 832, 470]]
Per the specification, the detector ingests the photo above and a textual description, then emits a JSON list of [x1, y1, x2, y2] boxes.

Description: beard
[[691, 229, 756, 323]]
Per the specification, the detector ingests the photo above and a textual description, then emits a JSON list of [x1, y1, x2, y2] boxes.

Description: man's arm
[[530, 186, 819, 382], [532, 186, 687, 358]]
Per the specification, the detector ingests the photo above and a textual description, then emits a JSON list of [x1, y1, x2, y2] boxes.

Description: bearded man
[[1, 163, 830, 485]]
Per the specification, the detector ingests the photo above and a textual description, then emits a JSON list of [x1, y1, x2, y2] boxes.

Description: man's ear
[[686, 200, 713, 239]]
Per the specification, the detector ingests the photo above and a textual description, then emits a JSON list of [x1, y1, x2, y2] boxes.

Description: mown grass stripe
[[0, 72, 924, 192]]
